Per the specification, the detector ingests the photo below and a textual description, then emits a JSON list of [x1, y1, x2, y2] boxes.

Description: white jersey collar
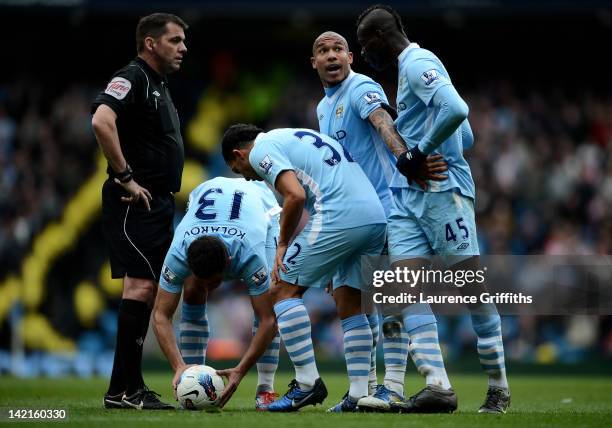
[[398, 42, 420, 62], [325, 70, 356, 104]]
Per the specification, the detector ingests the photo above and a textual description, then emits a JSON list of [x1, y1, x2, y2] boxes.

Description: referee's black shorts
[[101, 179, 175, 281]]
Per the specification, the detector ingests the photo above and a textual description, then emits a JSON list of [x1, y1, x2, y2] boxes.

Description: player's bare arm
[[152, 287, 189, 396], [217, 292, 278, 407], [272, 170, 306, 282], [368, 107, 448, 188], [92, 104, 152, 210], [368, 107, 408, 157]]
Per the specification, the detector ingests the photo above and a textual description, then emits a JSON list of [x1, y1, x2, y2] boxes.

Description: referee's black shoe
[[121, 387, 175, 410], [103, 391, 125, 409], [391, 385, 458, 413]]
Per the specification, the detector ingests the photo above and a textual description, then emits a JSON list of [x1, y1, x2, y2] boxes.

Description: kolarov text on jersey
[[249, 128, 387, 233], [393, 43, 475, 199], [317, 71, 396, 216], [159, 177, 279, 296]]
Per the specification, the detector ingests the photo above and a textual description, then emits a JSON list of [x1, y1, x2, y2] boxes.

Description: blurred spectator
[[1, 75, 611, 367]]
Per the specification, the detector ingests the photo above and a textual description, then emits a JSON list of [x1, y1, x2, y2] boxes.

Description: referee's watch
[[115, 164, 133, 183]]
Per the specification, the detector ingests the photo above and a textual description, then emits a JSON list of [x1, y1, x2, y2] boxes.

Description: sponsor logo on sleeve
[[363, 92, 382, 104], [104, 77, 132, 100], [161, 265, 177, 283], [251, 267, 268, 285], [259, 155, 273, 175], [421, 69, 440, 86]]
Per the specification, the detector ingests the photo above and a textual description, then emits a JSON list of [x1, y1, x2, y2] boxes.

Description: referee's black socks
[[116, 298, 151, 396]]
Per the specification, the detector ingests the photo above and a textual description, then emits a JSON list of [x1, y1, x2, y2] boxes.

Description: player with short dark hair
[[91, 12, 187, 410], [187, 236, 229, 279], [153, 177, 282, 410], [223, 124, 388, 412], [357, 4, 510, 413], [311, 30, 456, 413]]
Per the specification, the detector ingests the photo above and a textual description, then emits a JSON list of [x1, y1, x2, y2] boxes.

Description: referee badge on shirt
[[104, 77, 131, 100]]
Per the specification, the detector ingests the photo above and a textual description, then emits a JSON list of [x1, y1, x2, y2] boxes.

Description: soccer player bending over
[[152, 177, 281, 410], [223, 124, 387, 412]]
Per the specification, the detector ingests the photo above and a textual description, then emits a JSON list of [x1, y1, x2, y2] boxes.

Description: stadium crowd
[[1, 73, 611, 369]]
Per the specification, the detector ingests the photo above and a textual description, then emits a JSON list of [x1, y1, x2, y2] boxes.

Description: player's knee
[[269, 281, 301, 304], [333, 286, 362, 319]]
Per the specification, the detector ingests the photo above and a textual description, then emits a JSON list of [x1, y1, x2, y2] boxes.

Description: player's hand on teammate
[[272, 243, 289, 283], [172, 364, 196, 400], [114, 177, 153, 211], [216, 367, 246, 408], [397, 149, 448, 190], [416, 153, 449, 189]]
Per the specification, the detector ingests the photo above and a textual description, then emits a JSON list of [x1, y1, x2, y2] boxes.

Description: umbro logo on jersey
[[319, 114, 324, 120], [152, 90, 161, 97], [456, 243, 470, 250]]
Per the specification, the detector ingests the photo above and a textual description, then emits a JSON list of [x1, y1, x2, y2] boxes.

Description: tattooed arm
[[368, 107, 407, 158], [368, 107, 448, 188]]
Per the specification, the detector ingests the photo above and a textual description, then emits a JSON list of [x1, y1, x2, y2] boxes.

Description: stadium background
[[0, 0, 611, 380]]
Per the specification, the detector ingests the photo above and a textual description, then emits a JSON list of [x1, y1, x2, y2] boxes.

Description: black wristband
[[115, 164, 133, 183]]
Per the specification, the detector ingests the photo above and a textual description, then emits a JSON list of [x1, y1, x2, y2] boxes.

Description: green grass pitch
[[1, 372, 611, 427]]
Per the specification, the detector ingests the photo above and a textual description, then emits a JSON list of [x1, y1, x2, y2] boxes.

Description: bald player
[[311, 30, 456, 413], [356, 5, 510, 414]]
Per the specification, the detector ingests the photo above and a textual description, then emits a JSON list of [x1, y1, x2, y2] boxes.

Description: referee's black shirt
[[92, 57, 184, 194]]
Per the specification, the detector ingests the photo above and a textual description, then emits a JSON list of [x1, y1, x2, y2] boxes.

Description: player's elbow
[[285, 188, 306, 206], [448, 99, 469, 123]]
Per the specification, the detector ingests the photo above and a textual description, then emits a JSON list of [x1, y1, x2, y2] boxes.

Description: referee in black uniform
[[91, 13, 187, 410]]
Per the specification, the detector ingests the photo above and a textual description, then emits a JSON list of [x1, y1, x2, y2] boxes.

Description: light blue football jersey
[[249, 128, 386, 239], [317, 71, 396, 215], [393, 43, 475, 200], [159, 177, 279, 296]]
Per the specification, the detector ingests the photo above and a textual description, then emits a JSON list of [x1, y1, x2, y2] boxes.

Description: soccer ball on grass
[[176, 365, 225, 410]]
